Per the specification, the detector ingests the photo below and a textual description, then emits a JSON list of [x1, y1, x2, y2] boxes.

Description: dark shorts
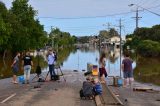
[[123, 71, 133, 78], [99, 67, 107, 77], [12, 67, 18, 75]]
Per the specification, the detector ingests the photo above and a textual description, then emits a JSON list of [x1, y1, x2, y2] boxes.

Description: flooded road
[[0, 46, 159, 86]]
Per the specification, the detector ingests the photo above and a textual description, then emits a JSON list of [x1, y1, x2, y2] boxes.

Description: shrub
[[137, 40, 160, 57]]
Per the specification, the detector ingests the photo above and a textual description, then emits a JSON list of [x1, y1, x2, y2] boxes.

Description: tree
[[134, 25, 160, 42], [9, 0, 47, 51], [0, 2, 13, 58], [108, 28, 119, 37], [98, 28, 119, 41], [48, 28, 76, 47], [124, 24, 160, 57]]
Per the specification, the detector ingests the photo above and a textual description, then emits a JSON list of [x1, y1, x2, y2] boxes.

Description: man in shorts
[[122, 53, 133, 87]]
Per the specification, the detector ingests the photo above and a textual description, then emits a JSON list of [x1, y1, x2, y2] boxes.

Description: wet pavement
[[107, 78, 160, 106], [1, 71, 160, 106], [0, 71, 96, 106]]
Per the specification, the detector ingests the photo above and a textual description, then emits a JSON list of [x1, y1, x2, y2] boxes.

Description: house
[[108, 36, 120, 48]]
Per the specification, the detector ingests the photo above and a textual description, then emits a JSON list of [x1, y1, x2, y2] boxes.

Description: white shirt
[[48, 53, 55, 65]]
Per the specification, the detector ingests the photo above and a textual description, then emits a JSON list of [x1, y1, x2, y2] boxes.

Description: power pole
[[51, 26, 53, 31], [107, 22, 111, 31], [132, 7, 142, 30], [119, 18, 123, 78], [51, 26, 54, 47], [114, 19, 123, 77]]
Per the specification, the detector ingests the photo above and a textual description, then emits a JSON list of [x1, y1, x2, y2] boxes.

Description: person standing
[[99, 53, 107, 83], [47, 49, 56, 80], [11, 52, 20, 84], [22, 51, 33, 84], [122, 53, 133, 87]]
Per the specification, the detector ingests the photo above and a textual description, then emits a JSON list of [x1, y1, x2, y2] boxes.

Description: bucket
[[113, 76, 123, 87], [117, 78, 123, 86], [18, 76, 25, 83]]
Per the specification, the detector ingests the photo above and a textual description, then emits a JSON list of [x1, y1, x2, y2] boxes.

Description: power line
[[38, 4, 160, 20], [38, 11, 133, 19], [143, 0, 160, 8], [147, 4, 160, 9]]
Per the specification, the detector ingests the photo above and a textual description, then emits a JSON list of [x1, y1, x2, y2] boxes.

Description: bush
[[137, 40, 160, 57]]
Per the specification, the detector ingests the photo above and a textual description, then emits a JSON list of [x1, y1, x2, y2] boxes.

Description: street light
[[129, 4, 160, 17]]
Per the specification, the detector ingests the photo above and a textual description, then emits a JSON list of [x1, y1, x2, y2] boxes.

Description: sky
[[1, 0, 160, 37]]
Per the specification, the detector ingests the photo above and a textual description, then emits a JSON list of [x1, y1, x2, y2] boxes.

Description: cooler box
[[92, 65, 98, 76]]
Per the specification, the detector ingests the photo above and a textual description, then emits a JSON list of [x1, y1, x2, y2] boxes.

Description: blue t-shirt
[[94, 83, 102, 95]]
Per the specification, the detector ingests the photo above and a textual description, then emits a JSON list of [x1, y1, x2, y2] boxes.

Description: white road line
[[1, 93, 16, 103]]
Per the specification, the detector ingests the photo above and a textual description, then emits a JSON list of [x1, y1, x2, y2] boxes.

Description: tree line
[[77, 28, 119, 44], [0, 0, 77, 57], [48, 28, 77, 48], [124, 25, 160, 57], [0, 0, 47, 56]]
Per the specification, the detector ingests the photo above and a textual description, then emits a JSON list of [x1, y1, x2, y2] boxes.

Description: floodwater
[[60, 46, 136, 77], [0, 46, 160, 86]]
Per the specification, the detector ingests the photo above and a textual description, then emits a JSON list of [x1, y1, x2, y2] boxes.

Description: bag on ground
[[51, 75, 59, 81], [79, 89, 84, 98], [82, 81, 94, 97]]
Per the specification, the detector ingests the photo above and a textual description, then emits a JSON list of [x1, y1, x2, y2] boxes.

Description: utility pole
[[51, 26, 53, 31], [113, 19, 123, 77], [51, 26, 54, 48], [103, 22, 111, 31], [132, 7, 142, 30], [119, 18, 122, 78], [107, 22, 111, 31]]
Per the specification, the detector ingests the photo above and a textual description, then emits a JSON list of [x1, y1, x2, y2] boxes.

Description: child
[[80, 76, 94, 99], [93, 78, 102, 95]]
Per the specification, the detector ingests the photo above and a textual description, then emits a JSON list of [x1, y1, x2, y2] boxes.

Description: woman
[[22, 51, 33, 84], [99, 53, 107, 83], [11, 52, 20, 84]]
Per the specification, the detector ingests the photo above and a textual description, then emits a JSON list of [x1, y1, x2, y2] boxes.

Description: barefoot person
[[99, 53, 107, 83], [122, 53, 133, 87], [22, 51, 33, 84], [11, 52, 20, 84]]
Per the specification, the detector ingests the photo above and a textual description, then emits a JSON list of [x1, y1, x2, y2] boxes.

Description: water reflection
[[0, 51, 48, 79], [0, 46, 135, 82], [134, 57, 160, 85], [61, 46, 136, 77], [1, 46, 159, 86]]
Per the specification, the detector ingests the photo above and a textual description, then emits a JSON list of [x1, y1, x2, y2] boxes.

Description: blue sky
[[1, 0, 160, 37]]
